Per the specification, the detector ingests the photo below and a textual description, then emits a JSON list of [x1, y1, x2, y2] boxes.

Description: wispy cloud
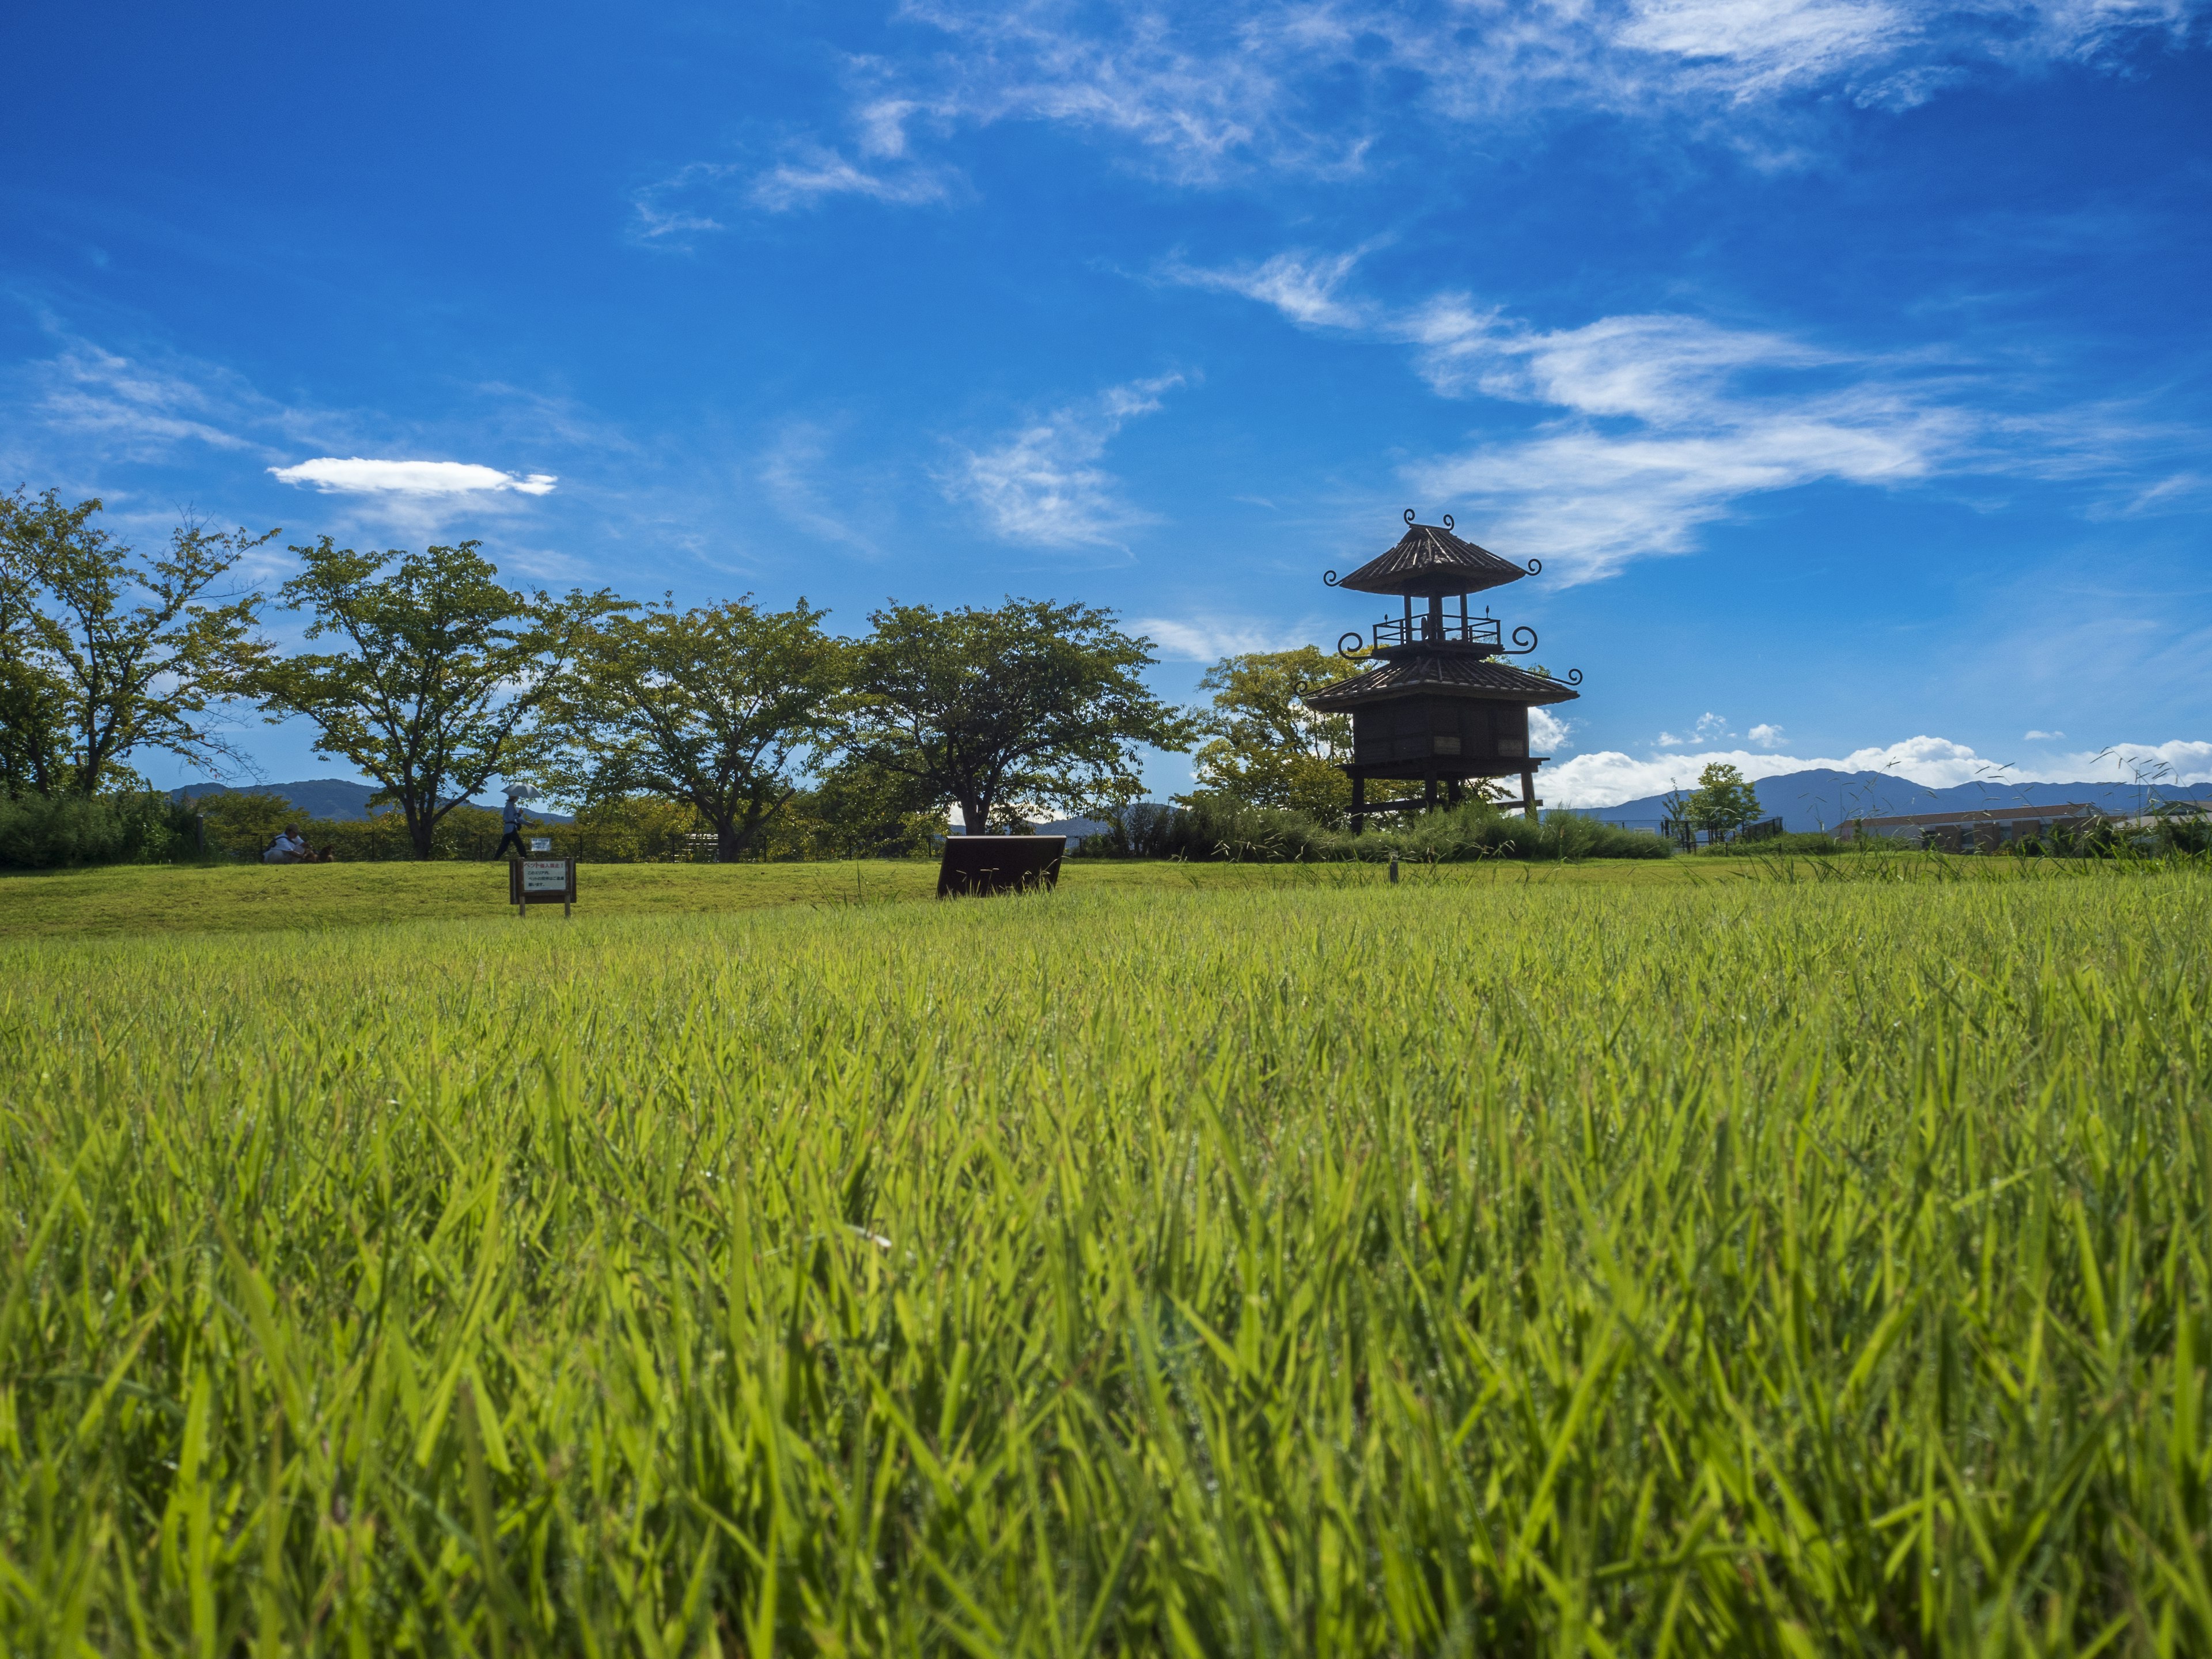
[[659, 0, 2204, 228], [1177, 254, 1991, 578], [1161, 248, 1372, 328], [943, 374, 1183, 548], [1135, 612, 1320, 661], [268, 457, 558, 496], [1170, 249, 2199, 580], [9, 328, 308, 465]]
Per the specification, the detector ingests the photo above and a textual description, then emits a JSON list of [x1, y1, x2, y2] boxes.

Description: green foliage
[[780, 760, 948, 861], [0, 789, 199, 868], [1696, 829, 1859, 857], [1188, 645, 1355, 821], [1676, 760, 1766, 841], [259, 538, 616, 859], [194, 790, 300, 859], [2, 875, 2209, 1652], [841, 598, 1193, 832], [0, 536, 70, 800], [0, 490, 275, 797], [560, 795, 709, 863], [551, 597, 846, 861], [1085, 797, 1672, 862]]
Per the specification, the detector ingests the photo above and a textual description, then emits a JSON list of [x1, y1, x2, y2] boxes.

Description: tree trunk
[[408, 801, 436, 859], [715, 817, 741, 862], [957, 793, 988, 836]]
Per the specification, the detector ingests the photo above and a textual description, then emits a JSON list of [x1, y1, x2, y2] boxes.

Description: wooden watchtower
[[1304, 509, 1581, 828]]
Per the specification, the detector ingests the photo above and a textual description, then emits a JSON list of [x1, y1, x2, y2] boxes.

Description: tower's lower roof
[[1304, 654, 1581, 710]]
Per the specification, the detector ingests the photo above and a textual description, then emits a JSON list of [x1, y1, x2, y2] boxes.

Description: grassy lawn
[[1, 850, 1756, 939], [3, 864, 2205, 1652]]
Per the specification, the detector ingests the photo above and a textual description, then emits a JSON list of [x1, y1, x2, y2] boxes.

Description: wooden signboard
[[509, 857, 577, 917], [937, 835, 1066, 898]]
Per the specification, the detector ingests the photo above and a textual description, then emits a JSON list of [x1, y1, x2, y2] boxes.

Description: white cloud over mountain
[[1545, 733, 2212, 807]]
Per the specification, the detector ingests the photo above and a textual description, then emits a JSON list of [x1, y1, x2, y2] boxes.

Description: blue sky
[[5, 0, 2209, 806]]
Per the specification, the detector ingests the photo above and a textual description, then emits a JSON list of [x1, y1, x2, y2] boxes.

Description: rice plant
[[2, 868, 2207, 1654]]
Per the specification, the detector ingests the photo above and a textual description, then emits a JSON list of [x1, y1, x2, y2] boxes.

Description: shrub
[[196, 791, 301, 859], [1080, 797, 1673, 862], [1697, 830, 1854, 857], [0, 790, 199, 869]]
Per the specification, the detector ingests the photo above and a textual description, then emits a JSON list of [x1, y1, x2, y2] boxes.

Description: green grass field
[[1, 854, 1716, 940], [3, 863, 2208, 1654]]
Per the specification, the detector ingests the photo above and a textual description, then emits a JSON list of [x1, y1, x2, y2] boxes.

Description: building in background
[[1835, 803, 2095, 851]]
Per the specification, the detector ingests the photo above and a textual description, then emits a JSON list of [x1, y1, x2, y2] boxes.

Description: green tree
[[0, 532, 69, 797], [1188, 645, 1354, 820], [1681, 762, 1764, 843], [550, 596, 846, 862], [841, 598, 1192, 834], [259, 537, 613, 859], [0, 490, 275, 797], [798, 757, 949, 859]]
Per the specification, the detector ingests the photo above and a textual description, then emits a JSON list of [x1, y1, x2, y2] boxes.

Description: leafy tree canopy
[[0, 490, 275, 797], [258, 537, 615, 859], [549, 596, 846, 862], [1187, 645, 1355, 821], [841, 599, 1192, 834], [1680, 762, 1765, 840]]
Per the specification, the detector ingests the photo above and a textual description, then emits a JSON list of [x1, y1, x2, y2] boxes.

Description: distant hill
[[173, 779, 573, 824], [1580, 768, 2212, 834]]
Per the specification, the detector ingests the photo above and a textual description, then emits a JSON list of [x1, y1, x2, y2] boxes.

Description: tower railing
[[1340, 614, 1540, 656]]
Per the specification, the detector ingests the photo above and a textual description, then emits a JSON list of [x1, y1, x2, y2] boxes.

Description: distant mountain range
[[1580, 769, 2212, 835], [173, 779, 574, 824]]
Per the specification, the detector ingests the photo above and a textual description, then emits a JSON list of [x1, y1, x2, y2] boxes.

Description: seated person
[[263, 825, 311, 864]]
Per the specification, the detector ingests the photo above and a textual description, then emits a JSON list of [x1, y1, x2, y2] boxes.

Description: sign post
[[509, 858, 577, 918]]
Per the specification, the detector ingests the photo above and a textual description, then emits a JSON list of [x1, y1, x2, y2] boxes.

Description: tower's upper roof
[[1330, 512, 1531, 598]]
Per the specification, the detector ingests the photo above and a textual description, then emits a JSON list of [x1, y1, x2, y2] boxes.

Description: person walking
[[494, 786, 531, 859]]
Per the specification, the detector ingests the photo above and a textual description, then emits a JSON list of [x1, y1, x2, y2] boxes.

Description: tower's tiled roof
[[1331, 517, 1530, 597], [1304, 654, 1581, 711]]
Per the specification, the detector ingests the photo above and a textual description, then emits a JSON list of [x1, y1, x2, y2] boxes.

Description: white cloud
[[944, 374, 1183, 548], [1530, 706, 1575, 753], [1748, 722, 1786, 747], [1658, 710, 1733, 747], [2024, 728, 2064, 740], [2071, 738, 2212, 783], [1545, 732, 2212, 808], [268, 458, 558, 497]]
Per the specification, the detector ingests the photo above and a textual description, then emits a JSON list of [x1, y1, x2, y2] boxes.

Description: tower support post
[[1520, 767, 1538, 820], [1350, 773, 1366, 835]]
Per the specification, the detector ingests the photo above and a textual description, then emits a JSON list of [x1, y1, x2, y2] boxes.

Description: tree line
[[5, 491, 1373, 862]]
